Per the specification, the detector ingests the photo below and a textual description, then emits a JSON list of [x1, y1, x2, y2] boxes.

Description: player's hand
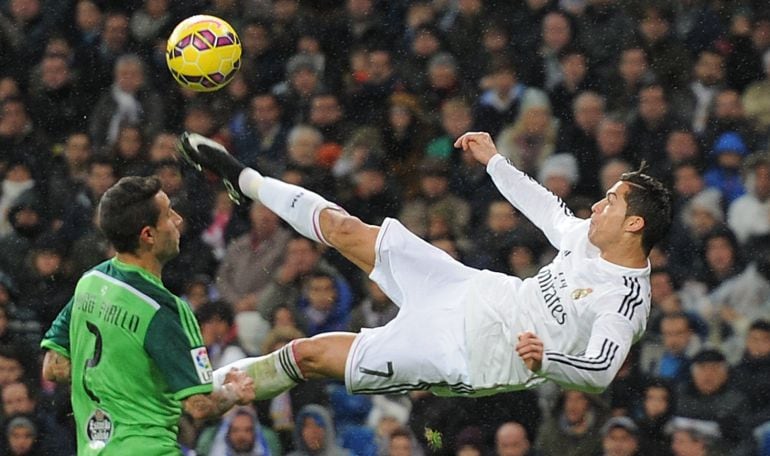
[[516, 331, 544, 372], [453, 132, 499, 166], [224, 368, 256, 405]]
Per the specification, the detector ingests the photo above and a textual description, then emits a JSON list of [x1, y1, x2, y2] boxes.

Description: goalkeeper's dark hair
[[97, 176, 162, 254], [619, 163, 673, 255]]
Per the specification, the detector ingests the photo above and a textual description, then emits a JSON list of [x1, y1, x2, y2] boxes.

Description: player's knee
[[324, 212, 365, 248], [291, 337, 323, 377]]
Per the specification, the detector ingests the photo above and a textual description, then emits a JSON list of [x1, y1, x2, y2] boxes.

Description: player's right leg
[[213, 332, 355, 400], [178, 133, 378, 273]]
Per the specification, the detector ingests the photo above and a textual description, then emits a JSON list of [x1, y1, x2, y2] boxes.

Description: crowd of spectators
[[1, 0, 770, 455]]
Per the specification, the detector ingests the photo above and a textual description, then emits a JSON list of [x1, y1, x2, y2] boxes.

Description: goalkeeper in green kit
[[40, 176, 255, 455]]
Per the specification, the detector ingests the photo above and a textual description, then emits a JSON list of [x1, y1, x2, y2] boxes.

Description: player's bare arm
[[183, 368, 255, 420], [42, 350, 71, 383]]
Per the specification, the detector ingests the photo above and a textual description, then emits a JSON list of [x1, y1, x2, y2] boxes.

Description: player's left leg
[[213, 332, 355, 400], [178, 133, 379, 273]]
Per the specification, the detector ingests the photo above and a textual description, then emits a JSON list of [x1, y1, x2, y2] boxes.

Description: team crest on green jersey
[[86, 408, 113, 448]]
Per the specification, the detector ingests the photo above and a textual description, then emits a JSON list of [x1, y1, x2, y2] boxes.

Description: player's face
[[588, 181, 633, 250], [150, 191, 182, 263]]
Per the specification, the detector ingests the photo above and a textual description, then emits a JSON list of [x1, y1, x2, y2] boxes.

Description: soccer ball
[[166, 15, 242, 92]]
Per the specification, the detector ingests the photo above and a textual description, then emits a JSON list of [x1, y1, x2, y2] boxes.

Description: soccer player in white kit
[[178, 131, 672, 398]]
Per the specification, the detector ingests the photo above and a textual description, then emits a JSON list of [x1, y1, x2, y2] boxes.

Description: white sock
[[255, 176, 342, 245], [238, 168, 264, 197], [212, 343, 304, 401]]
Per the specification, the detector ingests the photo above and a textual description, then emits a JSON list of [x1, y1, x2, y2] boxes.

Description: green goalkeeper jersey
[[41, 258, 214, 455]]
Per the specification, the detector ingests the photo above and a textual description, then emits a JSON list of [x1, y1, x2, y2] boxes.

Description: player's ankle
[[238, 168, 263, 199]]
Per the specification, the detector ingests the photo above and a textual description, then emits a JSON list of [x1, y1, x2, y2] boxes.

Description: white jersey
[[345, 154, 650, 397], [472, 155, 650, 393]]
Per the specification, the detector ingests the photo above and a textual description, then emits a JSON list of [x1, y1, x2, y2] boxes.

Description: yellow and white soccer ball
[[166, 15, 242, 92]]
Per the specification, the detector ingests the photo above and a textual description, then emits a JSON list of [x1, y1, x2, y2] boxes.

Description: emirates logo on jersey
[[571, 288, 594, 300]]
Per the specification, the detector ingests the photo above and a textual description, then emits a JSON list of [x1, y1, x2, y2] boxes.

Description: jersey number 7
[[84, 321, 103, 403]]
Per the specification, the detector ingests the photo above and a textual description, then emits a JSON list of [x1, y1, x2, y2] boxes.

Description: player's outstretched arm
[[455, 131, 582, 249], [183, 368, 255, 420], [42, 350, 71, 383]]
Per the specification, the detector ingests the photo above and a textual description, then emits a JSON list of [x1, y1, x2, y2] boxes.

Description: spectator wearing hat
[[705, 131, 749, 204], [537, 153, 579, 201], [3, 414, 41, 456], [727, 152, 770, 245], [599, 416, 641, 456], [420, 52, 473, 122], [496, 92, 559, 179], [288, 404, 349, 456], [665, 416, 721, 456], [1, 381, 73, 455], [675, 349, 752, 455], [666, 188, 726, 283], [273, 53, 326, 124]]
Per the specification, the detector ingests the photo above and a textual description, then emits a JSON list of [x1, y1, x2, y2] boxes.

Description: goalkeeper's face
[[150, 191, 182, 263]]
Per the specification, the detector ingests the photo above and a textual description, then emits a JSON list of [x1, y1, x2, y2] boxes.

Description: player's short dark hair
[[97, 176, 162, 254], [620, 166, 673, 255]]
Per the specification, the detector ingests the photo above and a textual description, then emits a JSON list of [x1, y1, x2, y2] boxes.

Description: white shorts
[[344, 218, 481, 396]]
